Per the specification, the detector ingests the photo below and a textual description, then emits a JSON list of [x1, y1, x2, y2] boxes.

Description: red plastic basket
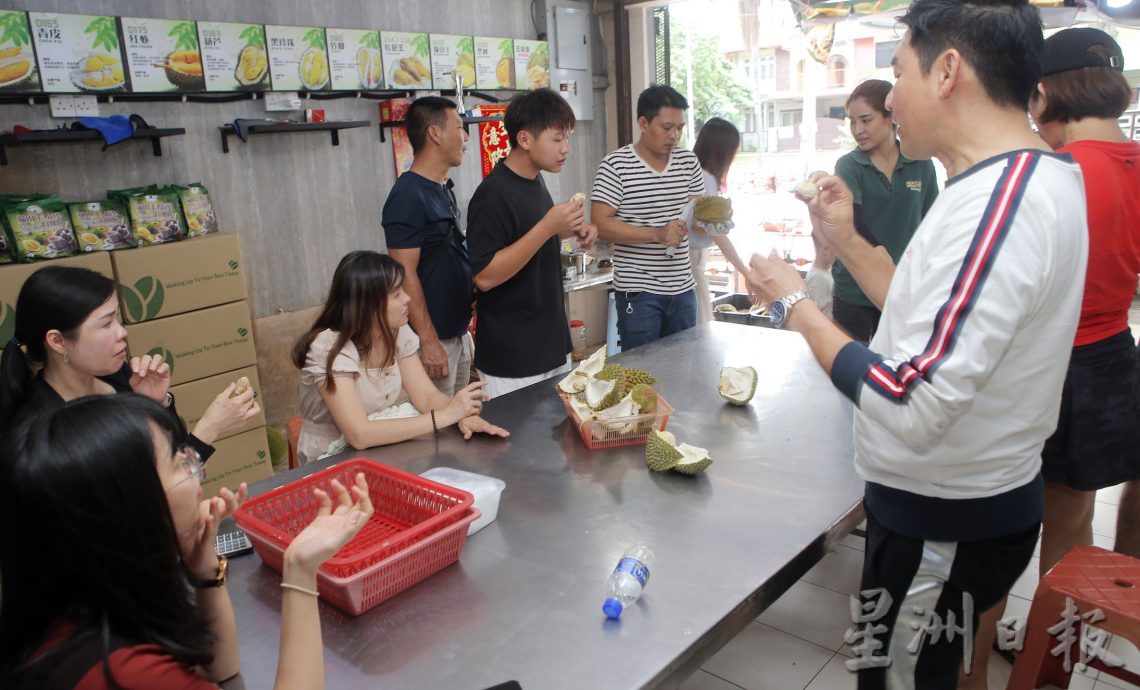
[[235, 458, 473, 578], [559, 391, 673, 449]]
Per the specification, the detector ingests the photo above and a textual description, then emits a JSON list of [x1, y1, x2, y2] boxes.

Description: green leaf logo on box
[[237, 327, 248, 337], [119, 276, 165, 322], [228, 260, 238, 270], [146, 347, 174, 377], [0, 302, 15, 345], [256, 450, 266, 459]]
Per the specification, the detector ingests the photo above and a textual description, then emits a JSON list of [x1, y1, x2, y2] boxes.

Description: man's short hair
[[898, 0, 1043, 110], [503, 88, 576, 148], [637, 85, 688, 122], [405, 96, 458, 153]]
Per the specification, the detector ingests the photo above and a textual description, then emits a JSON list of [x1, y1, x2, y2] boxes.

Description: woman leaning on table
[[292, 250, 507, 464], [832, 79, 938, 343], [1029, 28, 1140, 574], [0, 394, 372, 689], [0, 266, 259, 451]]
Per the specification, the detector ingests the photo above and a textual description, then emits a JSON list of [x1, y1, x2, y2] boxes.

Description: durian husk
[[673, 443, 713, 474], [596, 363, 624, 381], [593, 379, 628, 412], [623, 368, 657, 387], [630, 383, 657, 412], [646, 429, 682, 471], [718, 366, 757, 406], [693, 196, 733, 224]]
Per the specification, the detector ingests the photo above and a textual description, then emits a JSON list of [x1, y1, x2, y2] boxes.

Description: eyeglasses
[[167, 444, 204, 491]]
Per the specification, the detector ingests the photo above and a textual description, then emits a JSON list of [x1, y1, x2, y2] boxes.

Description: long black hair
[[0, 395, 214, 686], [0, 266, 117, 432], [291, 251, 406, 392], [693, 117, 741, 187]]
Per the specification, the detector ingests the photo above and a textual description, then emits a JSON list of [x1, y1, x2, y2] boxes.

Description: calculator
[[215, 528, 254, 557]]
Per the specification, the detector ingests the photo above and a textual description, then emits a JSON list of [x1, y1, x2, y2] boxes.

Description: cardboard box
[[202, 425, 273, 499], [170, 365, 266, 442], [125, 301, 256, 386], [0, 252, 114, 345], [111, 233, 247, 324]]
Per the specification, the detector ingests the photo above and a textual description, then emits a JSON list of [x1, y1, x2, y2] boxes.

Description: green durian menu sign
[[265, 24, 329, 92], [197, 21, 269, 92], [326, 28, 380, 90], [30, 12, 128, 93], [121, 18, 201, 93], [0, 11, 40, 92]]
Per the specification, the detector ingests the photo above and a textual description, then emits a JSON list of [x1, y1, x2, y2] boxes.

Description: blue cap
[[603, 598, 623, 619]]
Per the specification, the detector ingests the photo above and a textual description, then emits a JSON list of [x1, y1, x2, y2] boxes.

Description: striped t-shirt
[[591, 145, 703, 294]]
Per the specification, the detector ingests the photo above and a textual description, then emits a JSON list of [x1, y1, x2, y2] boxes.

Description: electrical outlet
[[49, 95, 76, 118], [72, 96, 99, 117], [265, 92, 301, 112]]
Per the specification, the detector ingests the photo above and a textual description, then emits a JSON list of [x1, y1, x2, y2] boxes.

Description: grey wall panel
[[0, 0, 609, 317]]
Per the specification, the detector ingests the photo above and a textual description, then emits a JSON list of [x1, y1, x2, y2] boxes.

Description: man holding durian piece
[[467, 89, 597, 400], [592, 85, 704, 351], [749, 1, 1087, 687]]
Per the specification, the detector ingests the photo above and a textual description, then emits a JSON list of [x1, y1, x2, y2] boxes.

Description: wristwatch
[[196, 555, 228, 588], [770, 291, 810, 329]]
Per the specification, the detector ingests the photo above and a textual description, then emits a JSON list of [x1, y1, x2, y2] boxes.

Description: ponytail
[[0, 267, 116, 432], [0, 339, 32, 433]]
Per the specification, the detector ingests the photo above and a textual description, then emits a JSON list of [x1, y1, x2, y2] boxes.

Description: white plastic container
[[419, 467, 505, 535]]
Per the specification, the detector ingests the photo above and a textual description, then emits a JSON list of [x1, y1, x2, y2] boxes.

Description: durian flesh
[[557, 370, 589, 394], [718, 366, 757, 406]]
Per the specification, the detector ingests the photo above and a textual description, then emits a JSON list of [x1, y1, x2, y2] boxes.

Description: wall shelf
[[218, 120, 370, 153], [0, 127, 185, 166], [378, 115, 504, 142]]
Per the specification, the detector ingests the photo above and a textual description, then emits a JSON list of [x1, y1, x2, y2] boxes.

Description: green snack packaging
[[109, 185, 185, 246], [1, 194, 78, 262], [68, 199, 134, 252], [0, 228, 11, 264], [173, 182, 218, 236]]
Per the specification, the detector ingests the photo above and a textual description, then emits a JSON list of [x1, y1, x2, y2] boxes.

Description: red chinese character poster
[[479, 104, 509, 178]]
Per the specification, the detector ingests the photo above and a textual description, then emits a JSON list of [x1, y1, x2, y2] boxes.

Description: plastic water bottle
[[602, 544, 655, 619]]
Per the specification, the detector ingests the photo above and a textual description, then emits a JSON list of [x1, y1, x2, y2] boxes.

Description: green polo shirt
[[832, 143, 939, 307]]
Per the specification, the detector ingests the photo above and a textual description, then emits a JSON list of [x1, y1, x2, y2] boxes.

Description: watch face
[[770, 300, 787, 327]]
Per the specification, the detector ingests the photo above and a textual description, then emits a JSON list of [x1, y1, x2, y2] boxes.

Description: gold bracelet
[[280, 582, 319, 597]]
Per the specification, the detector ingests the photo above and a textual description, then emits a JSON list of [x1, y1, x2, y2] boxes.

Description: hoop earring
[[63, 351, 70, 364]]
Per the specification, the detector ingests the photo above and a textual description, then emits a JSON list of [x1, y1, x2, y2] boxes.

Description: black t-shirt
[[10, 363, 213, 460], [467, 161, 572, 378], [382, 171, 473, 341]]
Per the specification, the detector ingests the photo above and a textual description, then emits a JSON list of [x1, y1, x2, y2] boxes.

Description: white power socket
[[48, 95, 99, 118], [72, 95, 98, 117], [265, 92, 301, 112]]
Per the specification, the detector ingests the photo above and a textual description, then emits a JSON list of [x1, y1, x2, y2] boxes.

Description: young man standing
[[591, 85, 703, 351], [466, 89, 597, 399], [383, 96, 474, 395], [748, 1, 1088, 687]]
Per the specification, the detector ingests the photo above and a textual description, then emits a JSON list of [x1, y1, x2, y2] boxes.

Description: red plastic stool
[[1009, 545, 1140, 689]]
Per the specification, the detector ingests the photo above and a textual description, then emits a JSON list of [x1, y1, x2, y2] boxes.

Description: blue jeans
[[615, 289, 697, 351]]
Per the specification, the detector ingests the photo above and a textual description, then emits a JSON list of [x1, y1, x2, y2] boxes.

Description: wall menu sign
[[30, 12, 128, 94], [121, 17, 201, 93], [197, 22, 269, 92]]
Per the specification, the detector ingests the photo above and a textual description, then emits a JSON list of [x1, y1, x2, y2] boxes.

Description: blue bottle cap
[[603, 597, 623, 619]]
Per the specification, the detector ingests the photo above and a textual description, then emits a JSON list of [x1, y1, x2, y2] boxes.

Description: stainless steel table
[[225, 323, 863, 690]]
